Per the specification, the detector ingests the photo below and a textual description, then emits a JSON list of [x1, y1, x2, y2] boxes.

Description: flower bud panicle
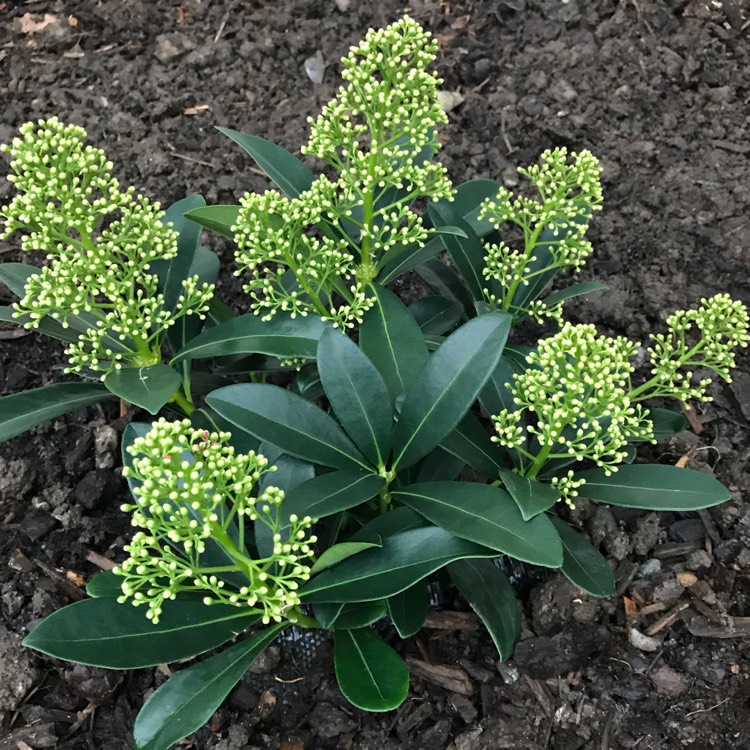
[[0, 118, 214, 375], [234, 17, 452, 329], [115, 419, 316, 624], [479, 148, 602, 319]]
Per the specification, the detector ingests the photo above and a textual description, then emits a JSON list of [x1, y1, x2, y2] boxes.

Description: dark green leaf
[[408, 296, 463, 336], [415, 257, 474, 314], [577, 464, 731, 510], [334, 628, 409, 712], [550, 516, 615, 598], [348, 507, 429, 543], [318, 329, 393, 465], [0, 305, 80, 345], [184, 205, 240, 240], [86, 570, 121, 598], [0, 382, 114, 443], [416, 447, 465, 482], [311, 541, 382, 575], [190, 407, 259, 454], [301, 525, 498, 603], [217, 127, 314, 198], [449, 179, 503, 236], [23, 598, 260, 669], [0, 262, 38, 296], [133, 624, 285, 750], [392, 313, 510, 470], [387, 582, 428, 638], [207, 384, 369, 470], [448, 559, 520, 660], [498, 468, 560, 521], [282, 470, 385, 529], [359, 284, 429, 401], [440, 412, 508, 478], [172, 314, 328, 363], [542, 280, 608, 308], [104, 364, 182, 415], [379, 235, 444, 285], [428, 202, 487, 301], [315, 600, 388, 630], [393, 482, 563, 567], [190, 247, 221, 286], [645, 408, 689, 442]]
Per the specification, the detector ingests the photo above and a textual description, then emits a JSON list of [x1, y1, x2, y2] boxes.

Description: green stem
[[169, 389, 195, 415], [289, 609, 322, 629], [502, 222, 544, 312]]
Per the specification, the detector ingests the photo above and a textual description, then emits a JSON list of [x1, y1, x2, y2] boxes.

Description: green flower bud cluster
[[115, 419, 316, 624], [0, 118, 214, 375], [635, 293, 749, 403], [480, 148, 603, 318], [493, 323, 655, 483], [494, 295, 748, 503], [234, 17, 452, 328]]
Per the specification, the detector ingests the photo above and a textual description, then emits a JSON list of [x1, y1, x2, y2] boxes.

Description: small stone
[[154, 32, 195, 63], [686, 549, 712, 571], [514, 626, 610, 678], [679, 656, 725, 685], [334, 0, 351, 9], [437, 90, 465, 114], [628, 627, 662, 653], [638, 559, 662, 577], [304, 50, 326, 84], [0, 625, 38, 716], [669, 519, 705, 543], [553, 79, 578, 102], [449, 727, 484, 750], [309, 702, 357, 740], [20, 512, 56, 541], [248, 645, 280, 674], [676, 571, 698, 588], [650, 664, 690, 697], [94, 424, 118, 469], [633, 513, 660, 555], [72, 470, 111, 510]]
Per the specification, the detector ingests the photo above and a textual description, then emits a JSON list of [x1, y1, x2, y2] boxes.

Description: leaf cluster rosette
[[7, 14, 749, 750]]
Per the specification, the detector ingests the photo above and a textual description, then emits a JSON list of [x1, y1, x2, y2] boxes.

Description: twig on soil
[[214, 1, 235, 44], [684, 697, 729, 718], [645, 602, 690, 636], [86, 550, 116, 570], [0, 328, 30, 339], [500, 108, 516, 155], [167, 150, 219, 170]]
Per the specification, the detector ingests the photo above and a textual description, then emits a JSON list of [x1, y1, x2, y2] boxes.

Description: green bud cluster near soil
[[0, 15, 747, 750]]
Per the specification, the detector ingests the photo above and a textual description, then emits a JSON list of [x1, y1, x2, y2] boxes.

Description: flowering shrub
[[1, 15, 747, 750]]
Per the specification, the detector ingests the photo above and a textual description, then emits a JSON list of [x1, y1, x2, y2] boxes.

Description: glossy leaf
[[576, 464, 731, 510], [348, 507, 430, 543], [315, 600, 388, 630], [301, 525, 498, 603], [281, 470, 385, 529], [86, 570, 121, 598], [190, 407, 259, 454], [388, 582, 429, 638], [104, 364, 181, 415], [543, 280, 608, 308], [498, 468, 560, 521], [23, 598, 260, 669], [448, 559, 520, 660], [392, 313, 510, 470], [550, 516, 615, 598], [310, 541, 382, 575], [0, 305, 79, 345], [318, 329, 393, 466], [645, 408, 689, 442], [416, 447, 466, 482], [133, 624, 285, 750], [184, 205, 240, 240], [334, 628, 409, 711], [359, 284, 429, 402], [415, 257, 474, 314], [449, 179, 503, 236], [408, 296, 463, 336], [379, 235, 444, 285], [0, 382, 114, 443], [207, 384, 369, 470], [440, 412, 508, 478], [0, 262, 38, 296], [217, 127, 314, 198], [172, 314, 328, 363], [393, 482, 563, 567], [428, 202, 487, 301]]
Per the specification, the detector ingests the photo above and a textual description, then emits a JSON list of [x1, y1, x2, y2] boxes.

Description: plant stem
[[169, 389, 195, 415]]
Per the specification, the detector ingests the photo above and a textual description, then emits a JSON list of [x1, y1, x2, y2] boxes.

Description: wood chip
[[183, 104, 210, 115], [86, 550, 116, 570], [676, 571, 698, 587], [685, 615, 750, 638], [623, 596, 638, 622], [0, 328, 30, 340], [522, 674, 554, 716], [17, 13, 58, 34], [653, 541, 700, 559], [645, 602, 691, 636], [423, 610, 478, 630], [406, 658, 473, 695], [65, 570, 86, 587], [247, 690, 277, 726]]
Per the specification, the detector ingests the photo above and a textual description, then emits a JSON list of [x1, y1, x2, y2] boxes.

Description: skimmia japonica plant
[[2, 15, 748, 750]]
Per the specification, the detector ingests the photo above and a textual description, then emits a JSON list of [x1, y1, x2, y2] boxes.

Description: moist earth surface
[[1, 1, 749, 749]]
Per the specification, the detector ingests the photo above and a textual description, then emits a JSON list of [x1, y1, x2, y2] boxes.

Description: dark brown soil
[[2, 1, 750, 749]]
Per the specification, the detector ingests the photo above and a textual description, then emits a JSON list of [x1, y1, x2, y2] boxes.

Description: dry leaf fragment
[[676, 571, 698, 588], [66, 570, 87, 587], [68, 15, 78, 27], [18, 13, 58, 34], [184, 104, 210, 115]]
